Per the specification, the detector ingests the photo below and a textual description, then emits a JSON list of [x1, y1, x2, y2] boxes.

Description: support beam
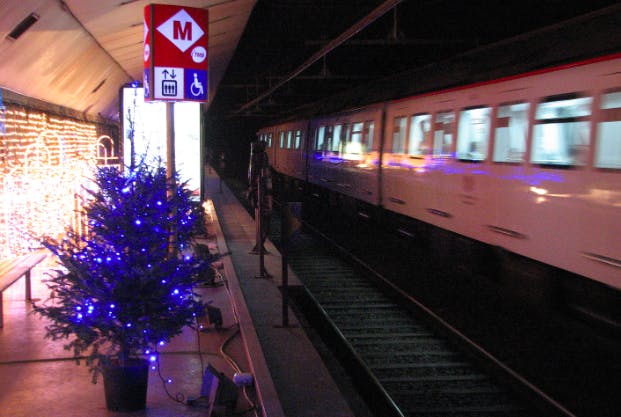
[[236, 0, 403, 113]]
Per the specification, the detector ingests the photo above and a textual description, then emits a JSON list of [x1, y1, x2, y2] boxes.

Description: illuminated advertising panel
[[121, 85, 201, 197]]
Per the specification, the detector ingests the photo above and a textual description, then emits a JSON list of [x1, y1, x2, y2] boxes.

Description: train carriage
[[307, 104, 384, 207], [379, 55, 621, 289], [260, 53, 621, 323]]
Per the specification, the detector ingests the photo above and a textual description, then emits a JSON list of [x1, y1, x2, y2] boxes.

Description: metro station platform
[[0, 166, 356, 417]]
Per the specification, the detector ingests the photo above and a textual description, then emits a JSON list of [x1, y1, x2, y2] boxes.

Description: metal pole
[[281, 205, 289, 327], [257, 170, 265, 274], [219, 153, 224, 193], [166, 102, 176, 181], [254, 169, 270, 278], [166, 102, 177, 258]]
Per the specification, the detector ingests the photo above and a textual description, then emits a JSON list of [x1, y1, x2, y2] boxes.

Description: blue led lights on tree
[[34, 162, 209, 383]]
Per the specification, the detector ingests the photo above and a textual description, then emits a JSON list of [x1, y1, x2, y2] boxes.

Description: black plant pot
[[102, 358, 149, 412]]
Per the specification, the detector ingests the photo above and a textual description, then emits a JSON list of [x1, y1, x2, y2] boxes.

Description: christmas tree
[[34, 162, 209, 382]]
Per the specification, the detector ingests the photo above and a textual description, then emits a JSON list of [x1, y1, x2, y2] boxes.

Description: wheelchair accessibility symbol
[[184, 69, 207, 101], [190, 73, 203, 97]]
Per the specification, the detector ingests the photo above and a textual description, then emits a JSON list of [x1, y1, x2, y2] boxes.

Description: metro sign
[[157, 9, 204, 53], [144, 4, 208, 102]]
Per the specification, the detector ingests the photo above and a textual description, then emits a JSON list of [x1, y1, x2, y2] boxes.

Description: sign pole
[[167, 101, 177, 258], [143, 4, 208, 256]]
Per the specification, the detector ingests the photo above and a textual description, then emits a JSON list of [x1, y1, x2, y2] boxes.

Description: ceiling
[[2, 0, 621, 130], [209, 0, 621, 124], [0, 0, 256, 120]]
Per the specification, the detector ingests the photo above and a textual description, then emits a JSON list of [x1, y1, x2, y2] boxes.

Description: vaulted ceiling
[[2, 0, 621, 128], [210, 0, 621, 124], [0, 0, 255, 120]]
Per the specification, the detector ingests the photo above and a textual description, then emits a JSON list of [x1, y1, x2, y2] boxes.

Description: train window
[[457, 107, 491, 161], [408, 114, 432, 156], [294, 130, 302, 149], [433, 111, 454, 157], [365, 121, 375, 151], [267, 133, 273, 148], [344, 122, 363, 158], [331, 124, 342, 152], [392, 116, 407, 153], [286, 131, 292, 149], [325, 126, 334, 152], [493, 102, 529, 163], [343, 123, 352, 143], [531, 94, 591, 167], [279, 131, 285, 148], [595, 91, 621, 169], [258, 133, 266, 147], [351, 121, 373, 153], [316, 126, 325, 151], [350, 122, 363, 145]]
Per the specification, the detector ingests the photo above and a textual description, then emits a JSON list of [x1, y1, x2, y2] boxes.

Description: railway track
[[223, 178, 567, 417], [301, 205, 621, 417], [283, 223, 555, 417]]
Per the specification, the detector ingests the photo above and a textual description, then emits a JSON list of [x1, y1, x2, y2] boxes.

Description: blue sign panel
[[184, 69, 207, 101], [143, 69, 151, 99]]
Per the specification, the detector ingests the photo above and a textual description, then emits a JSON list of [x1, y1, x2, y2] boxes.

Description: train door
[[292, 128, 305, 180], [452, 105, 494, 241], [427, 110, 456, 224], [488, 101, 533, 251], [274, 130, 285, 174], [321, 123, 341, 190], [527, 93, 592, 264], [284, 129, 294, 178], [347, 116, 381, 206], [576, 89, 621, 285], [307, 123, 326, 190], [265, 132, 274, 168], [405, 113, 434, 217], [381, 114, 412, 216]]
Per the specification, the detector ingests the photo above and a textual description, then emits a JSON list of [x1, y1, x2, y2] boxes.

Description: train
[[257, 52, 621, 327]]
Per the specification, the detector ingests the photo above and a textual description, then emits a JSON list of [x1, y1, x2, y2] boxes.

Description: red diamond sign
[[156, 9, 204, 53], [144, 4, 208, 102]]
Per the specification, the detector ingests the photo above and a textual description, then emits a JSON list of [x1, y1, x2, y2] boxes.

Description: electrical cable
[[216, 268, 259, 417], [154, 228, 258, 416]]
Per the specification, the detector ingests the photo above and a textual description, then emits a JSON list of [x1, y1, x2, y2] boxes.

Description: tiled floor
[[0, 250, 252, 417], [0, 167, 357, 417]]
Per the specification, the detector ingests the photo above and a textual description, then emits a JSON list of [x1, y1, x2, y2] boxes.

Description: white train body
[[307, 105, 385, 206], [267, 120, 308, 182], [258, 54, 621, 291]]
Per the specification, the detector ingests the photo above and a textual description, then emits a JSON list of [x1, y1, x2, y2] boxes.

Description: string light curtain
[[0, 105, 105, 257]]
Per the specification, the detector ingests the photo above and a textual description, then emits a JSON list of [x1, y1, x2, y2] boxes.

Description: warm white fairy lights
[[0, 106, 114, 257]]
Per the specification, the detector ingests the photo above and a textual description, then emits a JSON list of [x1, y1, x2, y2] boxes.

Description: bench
[[0, 250, 48, 327]]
